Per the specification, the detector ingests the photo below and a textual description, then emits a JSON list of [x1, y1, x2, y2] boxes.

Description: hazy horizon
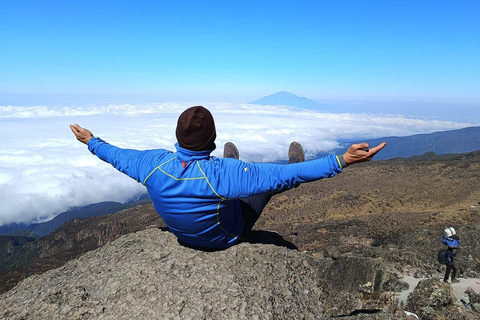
[[2, 92, 479, 123]]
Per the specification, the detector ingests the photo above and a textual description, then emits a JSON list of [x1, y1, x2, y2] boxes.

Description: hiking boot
[[288, 142, 305, 164], [223, 142, 239, 159], [443, 280, 449, 284], [451, 278, 460, 284]]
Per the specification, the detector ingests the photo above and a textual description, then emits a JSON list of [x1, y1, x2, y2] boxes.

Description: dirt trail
[[397, 275, 480, 305]]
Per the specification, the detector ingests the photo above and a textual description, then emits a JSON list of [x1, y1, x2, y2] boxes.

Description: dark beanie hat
[[176, 106, 216, 151]]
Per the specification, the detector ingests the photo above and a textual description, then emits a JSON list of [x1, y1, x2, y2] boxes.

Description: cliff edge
[[2, 228, 479, 319], [1, 228, 404, 320]]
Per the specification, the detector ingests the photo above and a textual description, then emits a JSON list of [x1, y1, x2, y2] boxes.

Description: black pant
[[239, 193, 273, 238], [444, 264, 457, 282]]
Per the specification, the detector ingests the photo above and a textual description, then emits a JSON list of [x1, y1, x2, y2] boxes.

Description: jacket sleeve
[[211, 154, 343, 199], [87, 137, 167, 183]]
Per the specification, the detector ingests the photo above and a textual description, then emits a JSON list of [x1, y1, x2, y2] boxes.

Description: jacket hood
[[175, 142, 215, 161]]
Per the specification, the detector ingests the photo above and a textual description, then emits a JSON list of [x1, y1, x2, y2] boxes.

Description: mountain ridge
[[0, 197, 151, 237], [325, 125, 480, 160]]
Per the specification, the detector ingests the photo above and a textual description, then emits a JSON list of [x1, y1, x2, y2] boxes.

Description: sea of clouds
[[0, 103, 474, 226]]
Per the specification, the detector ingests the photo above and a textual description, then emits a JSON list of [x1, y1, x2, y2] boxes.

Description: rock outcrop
[[406, 277, 480, 319], [1, 228, 405, 320], [0, 203, 164, 294]]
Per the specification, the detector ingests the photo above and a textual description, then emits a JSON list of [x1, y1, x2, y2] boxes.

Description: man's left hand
[[342, 142, 387, 165]]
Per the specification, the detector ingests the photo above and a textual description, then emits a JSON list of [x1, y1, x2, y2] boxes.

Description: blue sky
[[1, 0, 479, 106]]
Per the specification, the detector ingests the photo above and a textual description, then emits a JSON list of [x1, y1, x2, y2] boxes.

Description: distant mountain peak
[[269, 91, 298, 97], [249, 91, 330, 111]]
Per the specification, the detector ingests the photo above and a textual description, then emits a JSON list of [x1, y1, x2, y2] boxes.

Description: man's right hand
[[342, 142, 387, 165], [70, 124, 94, 145]]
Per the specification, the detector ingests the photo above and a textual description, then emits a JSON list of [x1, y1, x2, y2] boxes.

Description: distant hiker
[[70, 106, 386, 250], [442, 227, 460, 284]]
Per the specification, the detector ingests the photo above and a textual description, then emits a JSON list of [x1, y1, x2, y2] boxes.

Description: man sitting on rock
[[70, 106, 386, 250]]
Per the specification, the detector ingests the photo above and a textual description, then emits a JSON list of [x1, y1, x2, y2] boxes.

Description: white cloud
[[0, 103, 474, 226]]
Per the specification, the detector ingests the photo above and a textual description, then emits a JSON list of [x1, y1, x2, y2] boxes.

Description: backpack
[[437, 250, 447, 265]]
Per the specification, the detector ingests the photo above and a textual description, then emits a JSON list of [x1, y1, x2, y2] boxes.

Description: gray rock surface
[[0, 229, 320, 319], [5, 227, 480, 319], [406, 277, 480, 319], [0, 228, 409, 319]]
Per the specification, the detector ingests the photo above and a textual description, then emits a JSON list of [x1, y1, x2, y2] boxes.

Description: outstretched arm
[[69, 124, 166, 184], [70, 124, 94, 144], [210, 141, 386, 198], [342, 142, 387, 166]]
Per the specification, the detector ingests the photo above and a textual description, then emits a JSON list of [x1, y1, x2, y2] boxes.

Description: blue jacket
[[442, 235, 460, 248], [88, 137, 343, 249]]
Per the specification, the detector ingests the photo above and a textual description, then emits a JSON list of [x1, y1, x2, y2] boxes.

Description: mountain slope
[[249, 91, 330, 110], [325, 126, 480, 160], [0, 198, 151, 237], [259, 150, 480, 252]]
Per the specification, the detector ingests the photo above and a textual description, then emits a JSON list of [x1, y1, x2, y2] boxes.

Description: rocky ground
[[1, 228, 479, 319], [0, 229, 418, 319], [0, 203, 165, 294]]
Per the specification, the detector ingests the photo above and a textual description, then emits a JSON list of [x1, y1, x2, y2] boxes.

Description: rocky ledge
[[1, 228, 478, 320]]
